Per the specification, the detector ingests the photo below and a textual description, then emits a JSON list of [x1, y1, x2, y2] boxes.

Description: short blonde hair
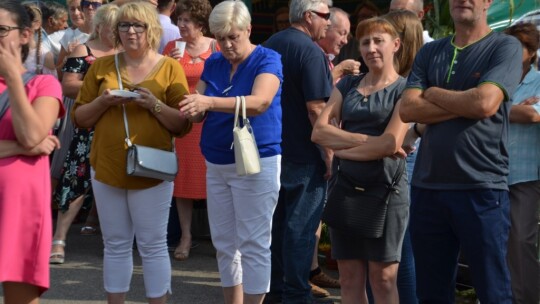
[[89, 4, 119, 40], [209, 0, 251, 37], [113, 1, 161, 51]]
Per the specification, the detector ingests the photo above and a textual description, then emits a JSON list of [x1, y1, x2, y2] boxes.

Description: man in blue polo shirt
[[399, 0, 522, 302], [264, 0, 334, 302]]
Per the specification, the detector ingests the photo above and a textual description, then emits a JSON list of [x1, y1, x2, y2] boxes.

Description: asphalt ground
[[0, 220, 341, 303]]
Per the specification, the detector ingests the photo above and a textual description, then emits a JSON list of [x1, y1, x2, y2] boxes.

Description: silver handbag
[[125, 143, 178, 182], [232, 96, 261, 176], [116, 53, 178, 182]]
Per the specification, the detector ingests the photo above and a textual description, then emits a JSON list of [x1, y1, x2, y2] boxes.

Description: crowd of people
[[0, 0, 538, 303]]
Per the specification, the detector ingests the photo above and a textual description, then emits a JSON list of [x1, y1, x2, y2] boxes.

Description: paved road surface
[[1, 222, 341, 303]]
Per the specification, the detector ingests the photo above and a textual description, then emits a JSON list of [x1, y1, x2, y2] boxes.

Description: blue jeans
[[410, 187, 512, 304], [269, 160, 327, 303]]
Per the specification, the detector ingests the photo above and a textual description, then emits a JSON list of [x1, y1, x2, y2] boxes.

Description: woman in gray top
[[312, 17, 409, 303]]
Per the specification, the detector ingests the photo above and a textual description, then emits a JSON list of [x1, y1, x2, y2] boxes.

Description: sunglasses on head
[[310, 10, 331, 21], [81, 0, 102, 9]]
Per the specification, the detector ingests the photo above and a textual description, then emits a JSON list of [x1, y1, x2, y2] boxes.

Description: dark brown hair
[[505, 22, 540, 66], [175, 0, 212, 35], [1, 0, 32, 63]]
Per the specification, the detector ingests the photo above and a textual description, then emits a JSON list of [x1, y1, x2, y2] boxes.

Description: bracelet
[[413, 123, 422, 138]]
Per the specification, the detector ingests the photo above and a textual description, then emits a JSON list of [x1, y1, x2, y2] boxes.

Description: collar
[[521, 65, 539, 85]]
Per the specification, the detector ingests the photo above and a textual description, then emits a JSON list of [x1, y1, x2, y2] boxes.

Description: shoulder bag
[[322, 158, 405, 238], [115, 53, 178, 182], [0, 72, 36, 119], [232, 96, 261, 176]]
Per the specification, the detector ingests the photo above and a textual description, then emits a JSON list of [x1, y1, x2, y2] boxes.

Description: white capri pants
[[91, 169, 173, 298], [206, 155, 281, 294]]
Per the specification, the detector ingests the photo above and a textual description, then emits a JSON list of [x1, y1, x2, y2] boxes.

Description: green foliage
[[319, 223, 331, 247], [425, 0, 454, 39]]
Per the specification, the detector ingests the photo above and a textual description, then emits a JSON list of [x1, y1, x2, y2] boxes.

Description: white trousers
[[91, 170, 173, 298], [206, 155, 281, 294]]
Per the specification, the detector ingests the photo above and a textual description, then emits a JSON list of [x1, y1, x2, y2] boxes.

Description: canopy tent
[[488, 0, 540, 31]]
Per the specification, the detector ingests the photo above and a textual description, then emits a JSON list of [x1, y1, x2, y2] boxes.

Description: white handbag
[[232, 96, 261, 176]]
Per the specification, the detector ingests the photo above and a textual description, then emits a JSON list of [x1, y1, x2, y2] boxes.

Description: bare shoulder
[[69, 43, 90, 58]]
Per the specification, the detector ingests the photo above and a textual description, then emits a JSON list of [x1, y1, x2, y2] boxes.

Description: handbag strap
[[389, 159, 405, 190], [0, 72, 36, 120], [335, 157, 405, 189], [233, 96, 240, 129], [115, 53, 132, 148], [233, 96, 249, 127]]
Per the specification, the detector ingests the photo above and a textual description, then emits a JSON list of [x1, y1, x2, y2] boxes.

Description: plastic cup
[[175, 41, 186, 57]]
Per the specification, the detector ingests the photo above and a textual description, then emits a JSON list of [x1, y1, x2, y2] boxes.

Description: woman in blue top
[[179, 1, 282, 303]]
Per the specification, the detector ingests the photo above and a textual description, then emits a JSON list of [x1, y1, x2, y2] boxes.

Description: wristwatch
[[152, 100, 162, 114]]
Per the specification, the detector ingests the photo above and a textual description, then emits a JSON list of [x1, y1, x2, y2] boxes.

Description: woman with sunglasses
[[0, 1, 64, 303], [56, 0, 108, 80], [49, 0, 107, 207], [73, 2, 191, 303], [50, 3, 119, 266]]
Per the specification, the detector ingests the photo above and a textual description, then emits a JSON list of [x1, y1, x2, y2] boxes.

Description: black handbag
[[322, 158, 405, 238]]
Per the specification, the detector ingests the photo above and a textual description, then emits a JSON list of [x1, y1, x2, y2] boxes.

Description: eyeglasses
[[117, 22, 147, 33], [310, 10, 331, 21], [81, 0, 102, 9], [0, 25, 22, 37]]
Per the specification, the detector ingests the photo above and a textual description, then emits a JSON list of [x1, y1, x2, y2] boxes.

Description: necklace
[[360, 74, 396, 102], [361, 75, 374, 102]]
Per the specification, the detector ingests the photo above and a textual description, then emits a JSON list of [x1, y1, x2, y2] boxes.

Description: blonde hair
[[113, 1, 161, 51], [209, 0, 251, 37], [89, 4, 119, 40]]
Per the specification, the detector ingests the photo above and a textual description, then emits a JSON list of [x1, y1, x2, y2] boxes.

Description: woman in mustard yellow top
[[72, 3, 191, 303]]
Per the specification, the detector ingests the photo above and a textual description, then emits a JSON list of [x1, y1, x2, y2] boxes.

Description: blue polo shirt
[[264, 27, 333, 165], [200, 45, 283, 165], [407, 31, 522, 190]]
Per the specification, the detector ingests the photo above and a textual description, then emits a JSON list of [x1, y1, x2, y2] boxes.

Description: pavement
[[0, 220, 341, 303]]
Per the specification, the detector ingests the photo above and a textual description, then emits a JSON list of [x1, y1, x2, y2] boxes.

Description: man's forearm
[[400, 90, 459, 124], [424, 85, 502, 119]]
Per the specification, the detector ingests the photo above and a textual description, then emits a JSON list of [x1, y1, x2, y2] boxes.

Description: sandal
[[173, 239, 192, 261], [50, 240, 66, 264], [80, 226, 99, 235]]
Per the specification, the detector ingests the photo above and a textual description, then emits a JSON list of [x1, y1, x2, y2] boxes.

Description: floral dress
[[53, 45, 96, 212]]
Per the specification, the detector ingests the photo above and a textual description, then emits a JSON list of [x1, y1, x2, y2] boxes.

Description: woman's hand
[[23, 135, 61, 156], [167, 47, 183, 61], [98, 89, 133, 107], [179, 93, 214, 119], [0, 41, 22, 78], [131, 87, 161, 110], [519, 96, 540, 105]]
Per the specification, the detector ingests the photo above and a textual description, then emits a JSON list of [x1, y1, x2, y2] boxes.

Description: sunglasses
[[0, 25, 22, 37], [117, 22, 147, 33], [81, 0, 102, 9], [310, 10, 331, 21]]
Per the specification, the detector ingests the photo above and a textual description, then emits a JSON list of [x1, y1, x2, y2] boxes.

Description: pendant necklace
[[361, 75, 394, 102], [361, 76, 372, 103]]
